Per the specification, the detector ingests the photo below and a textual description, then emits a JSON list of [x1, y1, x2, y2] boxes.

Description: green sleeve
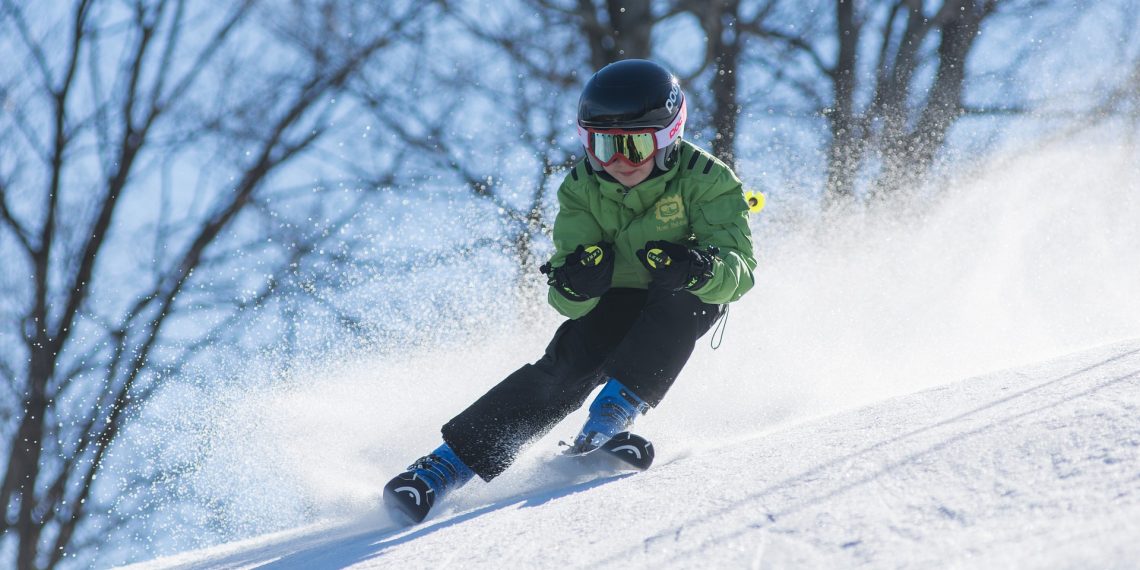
[[688, 170, 757, 305], [546, 174, 603, 319]]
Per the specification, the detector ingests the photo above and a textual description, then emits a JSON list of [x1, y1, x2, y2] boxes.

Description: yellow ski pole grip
[[745, 190, 766, 214]]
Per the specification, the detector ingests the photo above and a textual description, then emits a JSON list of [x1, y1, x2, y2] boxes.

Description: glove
[[540, 242, 615, 301], [636, 240, 718, 292]]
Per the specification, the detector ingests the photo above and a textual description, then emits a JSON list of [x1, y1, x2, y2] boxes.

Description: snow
[[119, 338, 1140, 569], [108, 135, 1140, 569]]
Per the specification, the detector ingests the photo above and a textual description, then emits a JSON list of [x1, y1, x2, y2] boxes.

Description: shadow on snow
[[241, 472, 634, 569]]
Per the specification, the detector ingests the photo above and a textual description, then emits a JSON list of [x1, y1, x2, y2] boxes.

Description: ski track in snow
[[121, 338, 1140, 569]]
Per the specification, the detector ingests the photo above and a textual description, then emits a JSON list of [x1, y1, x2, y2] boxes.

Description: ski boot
[[563, 378, 650, 456], [383, 442, 475, 524]]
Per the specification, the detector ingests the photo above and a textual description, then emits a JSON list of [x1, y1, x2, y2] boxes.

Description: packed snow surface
[[123, 338, 1140, 569]]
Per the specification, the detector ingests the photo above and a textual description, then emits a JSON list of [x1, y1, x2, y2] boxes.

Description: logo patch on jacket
[[655, 195, 685, 227]]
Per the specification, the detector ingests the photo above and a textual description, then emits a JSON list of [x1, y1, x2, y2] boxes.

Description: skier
[[383, 59, 757, 523]]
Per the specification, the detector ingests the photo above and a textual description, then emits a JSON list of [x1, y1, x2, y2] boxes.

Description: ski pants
[[441, 287, 723, 481]]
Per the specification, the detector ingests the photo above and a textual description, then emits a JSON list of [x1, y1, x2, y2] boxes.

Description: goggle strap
[[654, 98, 687, 149]]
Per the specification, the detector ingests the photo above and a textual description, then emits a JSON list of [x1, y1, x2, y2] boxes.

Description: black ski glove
[[637, 240, 718, 292], [540, 242, 615, 301]]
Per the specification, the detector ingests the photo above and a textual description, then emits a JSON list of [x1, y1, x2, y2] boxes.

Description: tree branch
[[52, 0, 153, 353], [0, 179, 33, 254], [0, 0, 57, 95]]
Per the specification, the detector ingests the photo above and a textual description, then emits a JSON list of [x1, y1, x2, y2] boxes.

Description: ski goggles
[[578, 99, 687, 167]]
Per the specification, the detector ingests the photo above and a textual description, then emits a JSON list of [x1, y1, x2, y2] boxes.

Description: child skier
[[383, 59, 756, 523]]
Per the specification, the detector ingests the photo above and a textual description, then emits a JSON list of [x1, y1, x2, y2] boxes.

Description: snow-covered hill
[[122, 338, 1140, 569], [111, 139, 1140, 569]]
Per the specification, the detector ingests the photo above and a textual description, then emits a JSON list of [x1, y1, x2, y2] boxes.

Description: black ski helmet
[[577, 59, 687, 171]]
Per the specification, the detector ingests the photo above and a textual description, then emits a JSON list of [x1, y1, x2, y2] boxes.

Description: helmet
[[577, 59, 687, 172]]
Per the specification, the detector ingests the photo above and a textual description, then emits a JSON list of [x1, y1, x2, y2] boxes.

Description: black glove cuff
[[540, 244, 611, 301], [552, 280, 591, 301], [683, 247, 718, 291]]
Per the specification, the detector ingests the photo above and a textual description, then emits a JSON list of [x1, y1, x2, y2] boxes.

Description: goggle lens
[[588, 131, 657, 166]]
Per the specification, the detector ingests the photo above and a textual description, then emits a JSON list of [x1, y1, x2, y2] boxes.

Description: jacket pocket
[[697, 196, 748, 226]]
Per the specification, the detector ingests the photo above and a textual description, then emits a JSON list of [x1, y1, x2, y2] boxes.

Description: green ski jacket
[[547, 140, 757, 319]]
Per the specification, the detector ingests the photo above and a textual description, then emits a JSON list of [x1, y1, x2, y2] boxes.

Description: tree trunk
[[824, 0, 861, 207], [580, 0, 654, 68], [705, 1, 743, 169], [606, 0, 652, 61], [873, 1, 984, 198]]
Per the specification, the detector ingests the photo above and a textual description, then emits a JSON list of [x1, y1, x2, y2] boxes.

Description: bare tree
[[738, 0, 1048, 207], [562, 0, 655, 68], [675, 0, 787, 169], [0, 1, 426, 567], [823, 0, 998, 204], [508, 1, 776, 169], [1043, 0, 1140, 142], [351, 1, 593, 304], [693, 0, 746, 168], [370, 0, 684, 302]]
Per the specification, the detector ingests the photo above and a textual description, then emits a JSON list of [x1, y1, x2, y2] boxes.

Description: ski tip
[[601, 432, 654, 471], [383, 474, 434, 525]]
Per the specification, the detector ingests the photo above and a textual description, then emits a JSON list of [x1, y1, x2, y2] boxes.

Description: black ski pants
[[441, 287, 723, 481]]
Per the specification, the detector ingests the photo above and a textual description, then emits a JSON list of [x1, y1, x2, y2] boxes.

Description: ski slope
[[111, 138, 1140, 569], [122, 338, 1140, 569]]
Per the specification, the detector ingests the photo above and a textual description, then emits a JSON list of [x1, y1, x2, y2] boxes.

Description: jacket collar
[[593, 159, 681, 215]]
